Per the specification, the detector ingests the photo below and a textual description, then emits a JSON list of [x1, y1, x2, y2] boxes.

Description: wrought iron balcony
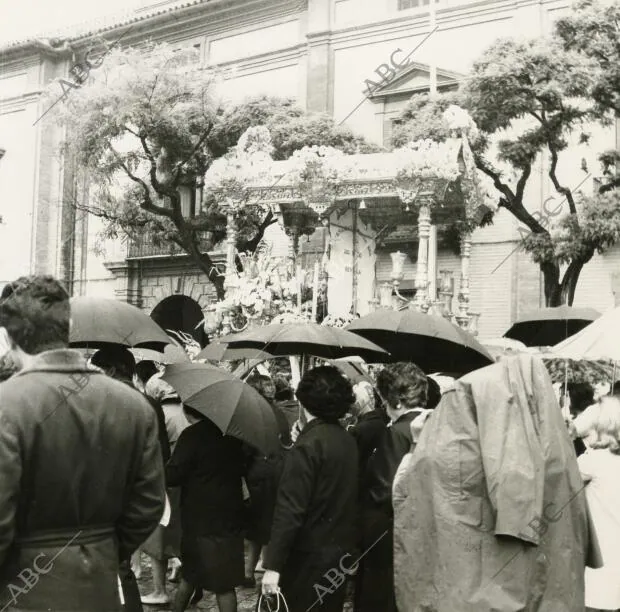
[[127, 232, 213, 259]]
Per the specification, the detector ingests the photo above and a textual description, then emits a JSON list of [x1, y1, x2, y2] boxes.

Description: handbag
[[255, 591, 290, 612]]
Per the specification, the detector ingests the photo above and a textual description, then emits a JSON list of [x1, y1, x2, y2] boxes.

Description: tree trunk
[[541, 261, 562, 306], [180, 233, 226, 300], [542, 254, 592, 307]]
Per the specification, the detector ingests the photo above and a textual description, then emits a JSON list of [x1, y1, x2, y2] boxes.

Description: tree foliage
[[52, 45, 379, 298], [394, 32, 620, 306]]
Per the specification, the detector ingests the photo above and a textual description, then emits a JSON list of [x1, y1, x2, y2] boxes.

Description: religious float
[[200, 105, 496, 339]]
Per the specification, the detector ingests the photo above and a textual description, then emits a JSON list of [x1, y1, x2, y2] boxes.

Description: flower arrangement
[[288, 146, 345, 202], [201, 243, 318, 337], [394, 139, 461, 183], [203, 126, 275, 213], [442, 105, 479, 141], [321, 313, 356, 329]]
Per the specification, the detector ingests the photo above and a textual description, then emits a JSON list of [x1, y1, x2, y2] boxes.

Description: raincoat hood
[[393, 354, 599, 612]]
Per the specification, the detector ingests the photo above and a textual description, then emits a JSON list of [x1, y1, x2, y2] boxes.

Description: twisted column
[[414, 204, 431, 312], [456, 233, 472, 328]]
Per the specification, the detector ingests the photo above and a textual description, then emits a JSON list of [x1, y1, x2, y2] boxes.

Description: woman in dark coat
[[354, 362, 429, 612], [261, 366, 359, 612], [166, 408, 247, 612]]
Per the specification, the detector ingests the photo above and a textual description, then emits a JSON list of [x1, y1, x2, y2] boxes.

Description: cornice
[[67, 0, 301, 53], [215, 44, 304, 76], [0, 91, 42, 114], [329, 0, 566, 49]]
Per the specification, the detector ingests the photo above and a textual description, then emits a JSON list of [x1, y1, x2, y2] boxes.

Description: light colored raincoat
[[393, 354, 600, 612]]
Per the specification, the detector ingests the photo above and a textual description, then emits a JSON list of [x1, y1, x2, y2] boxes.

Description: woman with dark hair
[[355, 362, 429, 612], [261, 366, 359, 611]]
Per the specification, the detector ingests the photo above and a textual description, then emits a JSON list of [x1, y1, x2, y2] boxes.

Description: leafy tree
[[53, 45, 379, 298], [394, 36, 620, 306], [556, 0, 620, 193]]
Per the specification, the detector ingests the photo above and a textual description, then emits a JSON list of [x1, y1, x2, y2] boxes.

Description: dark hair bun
[[296, 366, 355, 422]]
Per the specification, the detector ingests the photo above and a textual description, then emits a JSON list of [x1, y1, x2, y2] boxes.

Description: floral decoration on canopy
[[203, 126, 275, 212], [287, 146, 345, 213], [393, 139, 461, 205]]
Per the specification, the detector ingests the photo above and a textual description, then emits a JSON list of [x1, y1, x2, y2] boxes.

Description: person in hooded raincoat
[[393, 353, 601, 612]]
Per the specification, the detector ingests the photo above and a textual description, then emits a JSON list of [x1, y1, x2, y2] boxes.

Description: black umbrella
[[503, 306, 600, 347], [196, 336, 272, 362], [161, 363, 279, 455], [70, 297, 171, 350], [346, 309, 493, 374], [219, 323, 389, 362]]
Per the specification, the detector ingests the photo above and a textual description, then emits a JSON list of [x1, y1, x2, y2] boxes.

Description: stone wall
[[129, 257, 224, 315]]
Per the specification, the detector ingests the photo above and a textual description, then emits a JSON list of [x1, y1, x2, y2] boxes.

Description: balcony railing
[[127, 233, 213, 259]]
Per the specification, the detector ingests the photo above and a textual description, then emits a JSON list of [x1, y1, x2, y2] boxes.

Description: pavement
[[136, 554, 354, 612]]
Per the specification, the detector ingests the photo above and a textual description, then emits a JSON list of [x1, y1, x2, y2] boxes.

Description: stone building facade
[[1, 0, 619, 342]]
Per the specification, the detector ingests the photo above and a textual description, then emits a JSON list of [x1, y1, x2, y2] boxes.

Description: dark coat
[[0, 349, 165, 612], [348, 411, 386, 492], [264, 419, 358, 612], [166, 418, 246, 537], [355, 410, 419, 612], [146, 396, 171, 464]]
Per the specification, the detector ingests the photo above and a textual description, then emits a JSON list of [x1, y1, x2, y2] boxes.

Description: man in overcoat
[[0, 276, 165, 612]]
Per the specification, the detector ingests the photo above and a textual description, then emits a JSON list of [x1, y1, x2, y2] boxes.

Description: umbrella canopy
[[161, 363, 280, 455], [219, 323, 389, 362], [551, 305, 620, 361], [197, 337, 272, 362], [346, 309, 493, 374], [131, 342, 190, 365], [70, 297, 171, 350], [503, 306, 600, 347]]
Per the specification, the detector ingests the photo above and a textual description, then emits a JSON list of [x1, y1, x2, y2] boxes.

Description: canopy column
[[414, 203, 431, 313], [428, 225, 438, 302], [456, 233, 472, 328]]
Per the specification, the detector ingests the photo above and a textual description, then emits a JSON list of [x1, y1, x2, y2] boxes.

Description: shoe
[[242, 576, 256, 589], [140, 592, 170, 605]]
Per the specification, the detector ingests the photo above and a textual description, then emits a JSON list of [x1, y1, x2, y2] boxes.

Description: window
[[398, 0, 439, 8]]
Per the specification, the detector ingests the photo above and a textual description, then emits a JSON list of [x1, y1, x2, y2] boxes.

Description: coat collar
[[299, 417, 336, 438], [14, 349, 102, 377]]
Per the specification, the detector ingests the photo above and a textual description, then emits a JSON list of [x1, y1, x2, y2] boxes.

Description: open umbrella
[[161, 363, 279, 455], [197, 337, 272, 362], [503, 306, 600, 347], [551, 305, 620, 362], [70, 297, 171, 350], [346, 309, 493, 374], [219, 323, 389, 362]]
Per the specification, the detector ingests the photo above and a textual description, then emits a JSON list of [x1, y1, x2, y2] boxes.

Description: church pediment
[[368, 62, 462, 99]]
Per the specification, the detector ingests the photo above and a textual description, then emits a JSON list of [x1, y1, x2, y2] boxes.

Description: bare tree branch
[[548, 144, 577, 215], [108, 145, 174, 218]]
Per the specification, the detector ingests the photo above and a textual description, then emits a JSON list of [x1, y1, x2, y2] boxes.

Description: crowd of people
[[0, 274, 618, 612]]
